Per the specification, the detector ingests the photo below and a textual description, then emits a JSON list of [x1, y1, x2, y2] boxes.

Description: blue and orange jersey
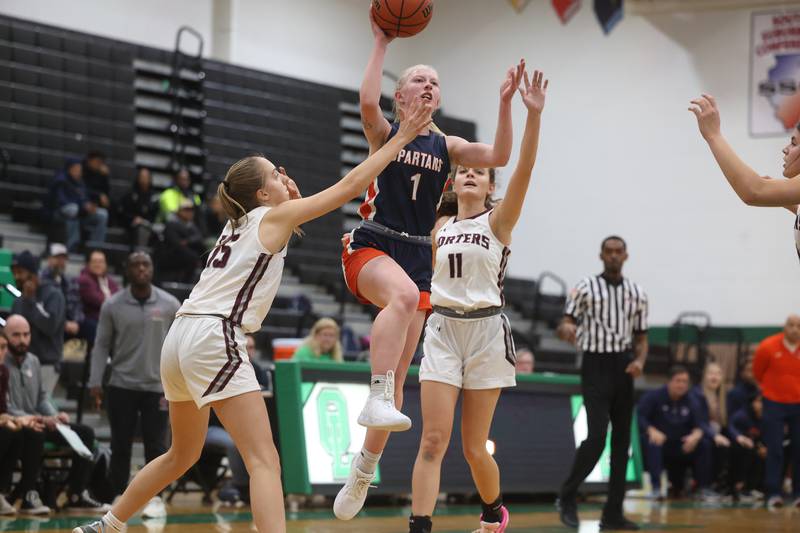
[[358, 123, 451, 236]]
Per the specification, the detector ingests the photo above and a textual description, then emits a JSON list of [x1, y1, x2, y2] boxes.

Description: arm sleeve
[[727, 410, 744, 440], [692, 392, 715, 438], [36, 362, 58, 417], [12, 290, 64, 339], [637, 391, 655, 433], [752, 340, 769, 384], [88, 303, 113, 388], [79, 275, 105, 313], [564, 280, 588, 319], [634, 290, 649, 333]]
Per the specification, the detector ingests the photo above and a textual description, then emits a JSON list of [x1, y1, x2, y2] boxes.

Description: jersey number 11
[[448, 253, 463, 278]]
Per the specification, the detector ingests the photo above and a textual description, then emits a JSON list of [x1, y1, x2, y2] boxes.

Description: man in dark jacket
[[39, 243, 84, 340], [158, 199, 205, 283], [82, 151, 111, 213], [10, 251, 65, 393], [52, 158, 108, 252], [638, 365, 714, 501], [117, 167, 160, 248], [728, 394, 766, 501]]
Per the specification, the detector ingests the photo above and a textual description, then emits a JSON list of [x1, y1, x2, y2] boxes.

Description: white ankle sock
[[357, 448, 382, 475], [102, 511, 125, 532], [370, 374, 387, 396]]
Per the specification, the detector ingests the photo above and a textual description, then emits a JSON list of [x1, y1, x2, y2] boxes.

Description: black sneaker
[[66, 491, 111, 514], [19, 490, 51, 515], [556, 498, 579, 528], [600, 515, 640, 531]]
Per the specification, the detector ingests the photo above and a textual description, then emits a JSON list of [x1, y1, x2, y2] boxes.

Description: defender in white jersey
[[73, 98, 434, 533], [690, 94, 800, 263], [421, 209, 515, 390], [408, 68, 548, 533]]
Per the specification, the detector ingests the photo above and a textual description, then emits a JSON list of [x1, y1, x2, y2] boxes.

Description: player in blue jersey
[[690, 94, 800, 261], [334, 11, 523, 520]]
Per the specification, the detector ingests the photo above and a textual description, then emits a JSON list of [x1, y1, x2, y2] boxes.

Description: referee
[[556, 236, 648, 531]]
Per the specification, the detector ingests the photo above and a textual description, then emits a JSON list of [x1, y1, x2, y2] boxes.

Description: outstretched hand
[[278, 167, 302, 200], [500, 59, 525, 104], [689, 94, 721, 142], [397, 97, 434, 140], [369, 7, 395, 46], [519, 68, 548, 114]]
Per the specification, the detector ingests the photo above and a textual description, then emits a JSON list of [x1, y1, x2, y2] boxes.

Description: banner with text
[[751, 10, 800, 136]]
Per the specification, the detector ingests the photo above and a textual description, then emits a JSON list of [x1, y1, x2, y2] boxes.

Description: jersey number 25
[[207, 234, 240, 269]]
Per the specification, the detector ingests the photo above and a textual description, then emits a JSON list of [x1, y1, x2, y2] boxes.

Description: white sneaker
[[19, 490, 51, 515], [142, 496, 167, 519], [356, 371, 411, 431], [333, 464, 375, 520], [767, 495, 784, 510], [0, 494, 15, 515]]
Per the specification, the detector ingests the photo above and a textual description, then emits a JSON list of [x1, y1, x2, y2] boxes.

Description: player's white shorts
[[161, 315, 260, 408], [420, 311, 516, 390]]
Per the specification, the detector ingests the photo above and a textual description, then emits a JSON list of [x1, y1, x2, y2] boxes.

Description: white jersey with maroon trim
[[177, 205, 287, 333], [430, 209, 510, 311]]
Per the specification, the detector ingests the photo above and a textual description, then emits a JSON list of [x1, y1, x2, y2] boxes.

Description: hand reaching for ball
[[519, 68, 548, 115]]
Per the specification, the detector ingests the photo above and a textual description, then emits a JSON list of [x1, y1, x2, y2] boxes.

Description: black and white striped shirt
[[565, 275, 648, 354]]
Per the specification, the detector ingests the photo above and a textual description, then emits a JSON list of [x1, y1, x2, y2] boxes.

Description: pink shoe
[[473, 505, 509, 533]]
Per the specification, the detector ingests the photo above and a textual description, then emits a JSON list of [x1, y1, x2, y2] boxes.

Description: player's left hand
[[689, 94, 721, 142], [519, 68, 548, 114], [278, 167, 302, 200], [500, 59, 524, 104], [625, 359, 643, 378]]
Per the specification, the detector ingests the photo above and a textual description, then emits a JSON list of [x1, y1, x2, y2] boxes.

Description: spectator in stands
[[117, 167, 160, 248], [158, 199, 205, 283], [752, 314, 800, 509], [52, 158, 108, 252], [204, 333, 269, 506], [79, 250, 120, 344], [514, 347, 535, 375], [292, 318, 343, 362], [638, 365, 714, 501], [202, 190, 227, 248], [0, 327, 22, 516], [0, 326, 48, 516], [728, 356, 760, 417], [4, 315, 109, 513], [88, 251, 180, 517], [39, 243, 84, 340], [728, 394, 766, 502], [82, 151, 112, 213], [159, 168, 200, 222], [10, 251, 65, 394], [690, 362, 731, 492]]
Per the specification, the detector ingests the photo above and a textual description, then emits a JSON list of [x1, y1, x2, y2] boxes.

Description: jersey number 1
[[448, 253, 463, 278], [207, 233, 240, 269], [410, 173, 421, 201]]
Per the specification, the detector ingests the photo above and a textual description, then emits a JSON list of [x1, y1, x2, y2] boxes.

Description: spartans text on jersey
[[395, 149, 444, 172]]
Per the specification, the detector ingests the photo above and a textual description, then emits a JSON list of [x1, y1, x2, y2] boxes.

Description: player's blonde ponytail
[[218, 156, 268, 230]]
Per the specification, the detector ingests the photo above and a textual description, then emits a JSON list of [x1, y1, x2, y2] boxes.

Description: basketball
[[371, 0, 433, 38]]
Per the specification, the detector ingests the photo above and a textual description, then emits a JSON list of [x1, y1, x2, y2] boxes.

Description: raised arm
[[360, 11, 394, 149], [260, 100, 433, 252], [446, 60, 523, 168], [690, 94, 800, 208], [490, 68, 547, 244]]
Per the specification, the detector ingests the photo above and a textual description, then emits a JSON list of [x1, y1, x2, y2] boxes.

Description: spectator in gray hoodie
[[89, 252, 180, 515]]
